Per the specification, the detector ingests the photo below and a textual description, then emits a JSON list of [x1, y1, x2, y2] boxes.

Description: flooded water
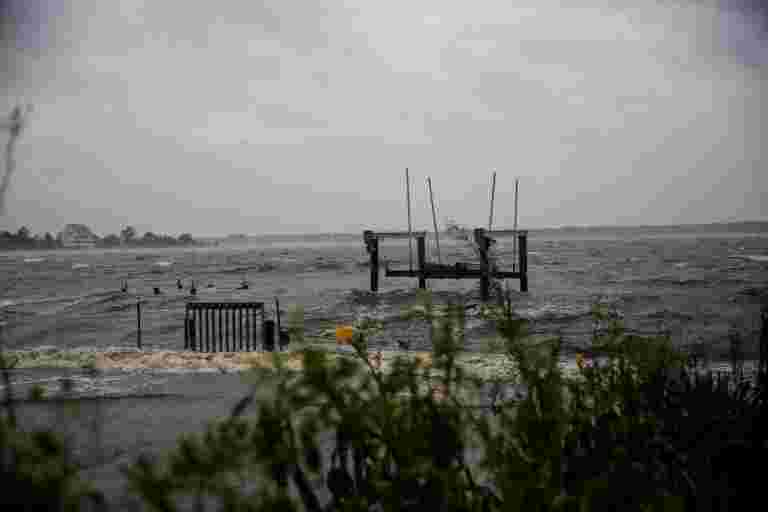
[[2, 225, 767, 356]]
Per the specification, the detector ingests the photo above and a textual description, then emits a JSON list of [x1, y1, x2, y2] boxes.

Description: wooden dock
[[363, 227, 528, 300]]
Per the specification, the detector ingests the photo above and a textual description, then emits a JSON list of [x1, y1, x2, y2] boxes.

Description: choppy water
[[2, 226, 767, 356]]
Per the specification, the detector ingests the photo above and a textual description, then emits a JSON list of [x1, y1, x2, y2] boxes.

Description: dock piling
[[364, 230, 380, 292], [475, 228, 491, 301], [417, 234, 427, 289], [518, 232, 528, 292], [136, 299, 142, 350]]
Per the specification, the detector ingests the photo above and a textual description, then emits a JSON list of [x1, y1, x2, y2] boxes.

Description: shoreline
[[2, 344, 760, 380]]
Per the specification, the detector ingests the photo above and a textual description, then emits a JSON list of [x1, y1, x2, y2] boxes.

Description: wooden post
[[136, 299, 142, 350], [364, 231, 380, 292], [406, 168, 413, 272], [417, 234, 427, 289], [184, 306, 189, 350], [190, 315, 196, 351], [518, 232, 528, 292], [475, 229, 490, 301], [263, 319, 275, 352], [512, 178, 519, 270], [488, 170, 497, 230]]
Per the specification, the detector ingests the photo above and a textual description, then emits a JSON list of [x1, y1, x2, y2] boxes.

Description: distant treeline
[[0, 225, 199, 250]]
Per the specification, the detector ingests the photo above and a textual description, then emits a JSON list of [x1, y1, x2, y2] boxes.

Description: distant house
[[58, 224, 98, 248]]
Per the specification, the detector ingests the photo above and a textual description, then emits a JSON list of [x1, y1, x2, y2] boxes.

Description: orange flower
[[335, 325, 354, 345], [576, 353, 586, 370]]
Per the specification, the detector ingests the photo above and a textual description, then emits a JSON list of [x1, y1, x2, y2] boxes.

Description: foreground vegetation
[[1, 291, 767, 511]]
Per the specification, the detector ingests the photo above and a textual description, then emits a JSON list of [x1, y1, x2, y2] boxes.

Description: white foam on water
[[153, 260, 174, 267], [517, 303, 592, 321], [729, 254, 768, 263], [23, 257, 45, 263], [72, 263, 90, 269]]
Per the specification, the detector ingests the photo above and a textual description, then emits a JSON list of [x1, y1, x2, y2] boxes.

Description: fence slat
[[244, 307, 249, 351], [218, 306, 224, 352], [226, 307, 231, 352]]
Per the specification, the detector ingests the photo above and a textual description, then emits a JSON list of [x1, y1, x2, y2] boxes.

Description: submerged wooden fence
[[184, 302, 271, 352]]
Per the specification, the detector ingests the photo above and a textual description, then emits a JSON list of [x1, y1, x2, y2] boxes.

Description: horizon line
[[197, 219, 768, 239]]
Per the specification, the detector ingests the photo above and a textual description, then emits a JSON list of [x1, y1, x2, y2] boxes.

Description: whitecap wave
[[516, 303, 592, 321], [729, 254, 768, 263]]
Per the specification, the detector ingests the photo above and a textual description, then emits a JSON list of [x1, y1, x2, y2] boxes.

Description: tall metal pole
[[488, 170, 497, 231], [406, 168, 413, 272], [427, 177, 442, 264], [512, 178, 519, 270]]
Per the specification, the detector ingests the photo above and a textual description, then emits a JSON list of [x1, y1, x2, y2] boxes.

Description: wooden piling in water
[[136, 300, 142, 350], [475, 228, 491, 301], [263, 319, 275, 352], [417, 234, 427, 289], [518, 232, 528, 292], [406, 168, 413, 272], [364, 230, 380, 292]]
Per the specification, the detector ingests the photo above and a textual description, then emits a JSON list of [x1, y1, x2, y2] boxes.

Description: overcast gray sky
[[1, 0, 765, 236]]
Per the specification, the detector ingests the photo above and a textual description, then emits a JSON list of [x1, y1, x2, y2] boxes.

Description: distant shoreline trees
[[0, 224, 199, 250]]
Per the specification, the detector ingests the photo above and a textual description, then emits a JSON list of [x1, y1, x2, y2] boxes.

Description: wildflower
[[576, 352, 586, 370], [369, 350, 382, 370], [336, 325, 354, 345], [431, 382, 448, 402]]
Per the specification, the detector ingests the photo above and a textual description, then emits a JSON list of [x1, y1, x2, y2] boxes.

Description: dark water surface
[[2, 226, 767, 355]]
